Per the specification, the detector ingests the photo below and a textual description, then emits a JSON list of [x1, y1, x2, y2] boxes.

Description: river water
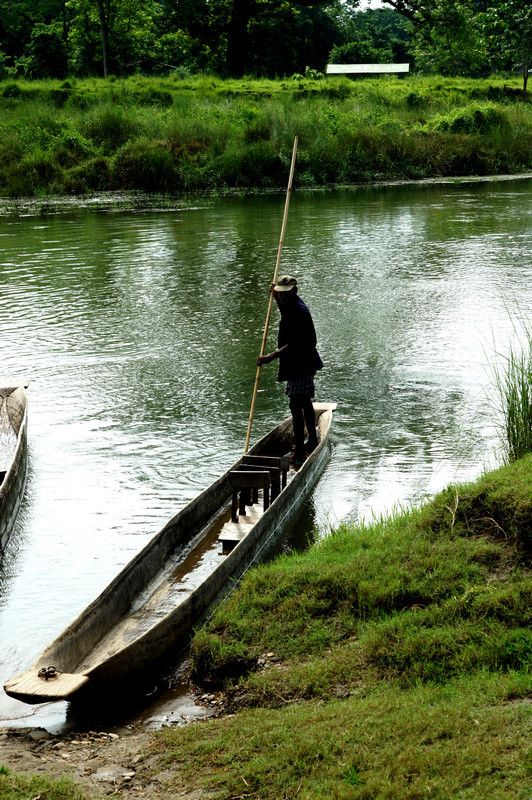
[[1, 178, 532, 730]]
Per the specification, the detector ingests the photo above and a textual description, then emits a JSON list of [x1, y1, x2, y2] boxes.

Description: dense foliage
[[1, 74, 531, 199], [0, 0, 531, 88]]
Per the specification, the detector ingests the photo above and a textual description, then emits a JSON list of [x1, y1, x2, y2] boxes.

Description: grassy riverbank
[[1, 456, 531, 797], [0, 770, 84, 799], [1, 74, 532, 197], [163, 454, 532, 799]]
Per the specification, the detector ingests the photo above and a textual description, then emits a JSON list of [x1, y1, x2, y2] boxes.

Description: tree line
[[0, 0, 530, 90]]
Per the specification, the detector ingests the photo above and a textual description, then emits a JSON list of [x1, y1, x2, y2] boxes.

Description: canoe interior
[[0, 385, 28, 553], [4, 403, 335, 703]]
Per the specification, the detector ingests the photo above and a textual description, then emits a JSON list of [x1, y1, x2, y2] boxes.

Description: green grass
[[157, 672, 532, 799], [491, 321, 532, 464], [143, 454, 532, 798], [191, 456, 532, 694], [0, 769, 86, 799], [0, 74, 532, 196]]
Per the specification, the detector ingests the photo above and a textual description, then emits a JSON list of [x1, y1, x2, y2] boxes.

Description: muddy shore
[[0, 687, 226, 798], [1, 725, 160, 798], [0, 677, 259, 798]]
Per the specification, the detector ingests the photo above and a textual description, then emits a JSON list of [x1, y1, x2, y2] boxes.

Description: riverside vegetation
[[0, 73, 532, 198], [183, 459, 532, 799]]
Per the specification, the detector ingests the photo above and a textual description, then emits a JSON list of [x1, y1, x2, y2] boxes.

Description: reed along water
[[1, 178, 532, 729]]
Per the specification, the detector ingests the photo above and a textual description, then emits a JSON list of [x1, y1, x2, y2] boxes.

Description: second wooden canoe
[[0, 383, 28, 554]]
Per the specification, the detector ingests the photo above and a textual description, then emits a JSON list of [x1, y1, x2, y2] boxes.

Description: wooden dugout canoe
[[0, 383, 28, 555], [5, 402, 336, 705]]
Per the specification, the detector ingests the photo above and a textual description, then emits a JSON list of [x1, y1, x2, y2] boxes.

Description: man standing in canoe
[[256, 275, 323, 467]]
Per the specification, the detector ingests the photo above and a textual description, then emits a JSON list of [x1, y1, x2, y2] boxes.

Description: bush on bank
[[0, 74, 532, 197]]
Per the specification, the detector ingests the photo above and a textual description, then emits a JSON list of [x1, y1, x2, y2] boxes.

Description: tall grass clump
[[492, 323, 532, 464], [429, 102, 509, 134], [112, 138, 176, 192], [82, 102, 142, 153]]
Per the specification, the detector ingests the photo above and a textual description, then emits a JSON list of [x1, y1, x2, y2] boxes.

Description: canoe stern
[[4, 668, 89, 705]]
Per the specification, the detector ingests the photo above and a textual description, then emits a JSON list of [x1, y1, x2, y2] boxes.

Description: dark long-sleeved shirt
[[276, 295, 323, 381]]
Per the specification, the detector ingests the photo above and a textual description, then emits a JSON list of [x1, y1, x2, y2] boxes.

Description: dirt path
[[1, 724, 171, 797], [0, 658, 277, 797], [0, 686, 229, 799]]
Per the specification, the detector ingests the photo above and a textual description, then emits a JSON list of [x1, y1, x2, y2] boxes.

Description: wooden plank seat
[[218, 505, 261, 554], [230, 470, 270, 522], [237, 463, 281, 501], [219, 470, 271, 554], [241, 454, 289, 490]]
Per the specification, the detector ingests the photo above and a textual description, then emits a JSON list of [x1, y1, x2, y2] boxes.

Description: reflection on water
[[1, 178, 532, 729]]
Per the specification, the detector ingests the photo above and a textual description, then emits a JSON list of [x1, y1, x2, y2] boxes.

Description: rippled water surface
[[1, 179, 532, 728]]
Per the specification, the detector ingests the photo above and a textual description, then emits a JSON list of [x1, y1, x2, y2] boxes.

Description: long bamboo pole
[[243, 135, 299, 454]]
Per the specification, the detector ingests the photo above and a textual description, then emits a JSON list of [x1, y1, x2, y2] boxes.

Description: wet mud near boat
[[0, 661, 211, 799]]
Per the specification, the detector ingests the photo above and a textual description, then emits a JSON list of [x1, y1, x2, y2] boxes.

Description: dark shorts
[[285, 373, 315, 398]]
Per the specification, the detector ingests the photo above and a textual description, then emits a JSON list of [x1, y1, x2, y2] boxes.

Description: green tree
[[483, 1, 532, 96], [0, 0, 72, 73], [95, 0, 110, 76], [411, 0, 486, 76], [245, 0, 343, 75], [22, 22, 69, 77], [225, 0, 354, 76], [329, 38, 392, 64], [159, 0, 228, 73], [67, 0, 162, 76], [330, 7, 412, 65]]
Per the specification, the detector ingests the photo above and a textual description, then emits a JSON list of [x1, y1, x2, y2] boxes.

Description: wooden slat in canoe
[[219, 504, 263, 553]]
